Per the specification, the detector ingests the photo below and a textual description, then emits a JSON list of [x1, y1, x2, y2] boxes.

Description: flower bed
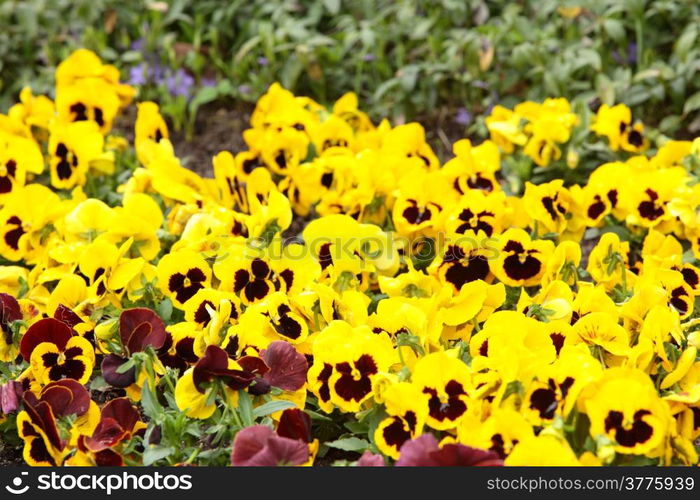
[[1, 49, 700, 467]]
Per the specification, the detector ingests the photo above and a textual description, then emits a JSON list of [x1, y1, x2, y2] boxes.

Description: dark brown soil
[[0, 438, 23, 466]]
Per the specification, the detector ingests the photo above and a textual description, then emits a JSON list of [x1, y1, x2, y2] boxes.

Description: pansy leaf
[[252, 400, 295, 419], [325, 437, 369, 452], [142, 446, 175, 466]]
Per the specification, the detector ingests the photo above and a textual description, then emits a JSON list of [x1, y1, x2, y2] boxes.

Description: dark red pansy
[[396, 434, 503, 466], [119, 308, 166, 354], [22, 393, 64, 451], [276, 408, 312, 443], [86, 398, 141, 452], [53, 304, 84, 329], [101, 354, 137, 388], [40, 379, 90, 417], [19, 317, 74, 361], [238, 355, 271, 395], [0, 293, 21, 346], [260, 341, 308, 392], [231, 425, 308, 466], [94, 448, 124, 466], [193, 345, 255, 393], [357, 450, 385, 466]]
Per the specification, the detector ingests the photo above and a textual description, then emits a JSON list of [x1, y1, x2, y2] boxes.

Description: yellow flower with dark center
[[135, 101, 169, 157], [48, 121, 113, 189], [308, 320, 395, 413], [375, 382, 428, 459], [591, 103, 648, 152], [505, 434, 580, 466], [411, 351, 474, 430], [457, 409, 534, 460], [492, 228, 554, 287], [156, 249, 212, 307], [523, 180, 571, 235], [485, 105, 527, 153], [56, 78, 121, 134], [445, 191, 505, 237], [441, 139, 501, 195], [429, 231, 493, 293], [580, 368, 672, 456]]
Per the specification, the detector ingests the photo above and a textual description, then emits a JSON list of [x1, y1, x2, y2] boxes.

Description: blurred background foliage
[[2, 0, 700, 137]]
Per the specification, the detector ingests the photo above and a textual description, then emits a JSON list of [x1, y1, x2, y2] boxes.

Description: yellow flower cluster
[[2, 49, 700, 467]]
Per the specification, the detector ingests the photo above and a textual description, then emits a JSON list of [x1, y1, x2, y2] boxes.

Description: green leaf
[[683, 91, 700, 115], [141, 382, 163, 421], [252, 400, 296, 419], [157, 298, 173, 322], [238, 390, 254, 427], [142, 446, 175, 466], [322, 0, 341, 15], [325, 437, 369, 452]]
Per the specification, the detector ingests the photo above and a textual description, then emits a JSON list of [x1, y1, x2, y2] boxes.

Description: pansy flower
[[17, 379, 98, 466], [20, 318, 94, 385], [308, 321, 395, 413], [156, 249, 212, 307], [411, 351, 475, 430], [429, 231, 493, 293], [375, 382, 429, 459], [56, 77, 121, 134], [175, 345, 254, 419], [591, 103, 648, 152], [580, 368, 673, 457], [396, 434, 502, 466], [440, 139, 501, 195], [48, 121, 113, 189], [523, 180, 571, 236], [457, 409, 534, 460], [504, 435, 580, 466], [492, 228, 554, 287], [0, 292, 23, 362]]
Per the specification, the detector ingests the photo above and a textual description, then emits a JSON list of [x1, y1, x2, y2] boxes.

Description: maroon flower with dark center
[[19, 317, 74, 362], [4, 215, 25, 250], [119, 308, 166, 355], [85, 398, 141, 454], [396, 434, 503, 466], [168, 268, 207, 304], [637, 188, 665, 221], [192, 345, 255, 394], [0, 159, 17, 193], [101, 354, 137, 388], [333, 354, 377, 404], [234, 258, 272, 302], [502, 240, 542, 281], [39, 379, 91, 417], [260, 341, 308, 392], [0, 292, 21, 347], [231, 425, 308, 466], [440, 245, 490, 290], [604, 409, 654, 447], [237, 355, 271, 395], [423, 380, 468, 423], [276, 408, 312, 443]]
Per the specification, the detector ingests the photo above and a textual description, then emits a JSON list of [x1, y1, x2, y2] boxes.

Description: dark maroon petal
[[85, 417, 127, 452], [40, 379, 90, 417], [101, 354, 137, 388], [276, 408, 311, 443], [231, 425, 308, 466], [101, 397, 141, 434], [261, 341, 308, 391], [94, 448, 124, 466], [120, 308, 166, 354], [237, 356, 270, 377], [53, 304, 83, 328], [20, 317, 74, 361], [193, 345, 254, 393], [396, 434, 503, 466], [357, 451, 385, 466], [0, 293, 21, 323]]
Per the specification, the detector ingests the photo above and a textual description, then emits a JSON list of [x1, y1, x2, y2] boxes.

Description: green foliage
[[1, 0, 700, 133]]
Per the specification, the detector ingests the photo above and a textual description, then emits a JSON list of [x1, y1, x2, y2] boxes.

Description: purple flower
[[165, 68, 195, 98], [628, 42, 637, 65], [455, 107, 472, 126], [130, 38, 145, 52], [357, 451, 384, 466], [128, 63, 148, 86], [238, 84, 252, 95], [257, 56, 269, 67], [363, 53, 375, 62], [201, 77, 217, 88]]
